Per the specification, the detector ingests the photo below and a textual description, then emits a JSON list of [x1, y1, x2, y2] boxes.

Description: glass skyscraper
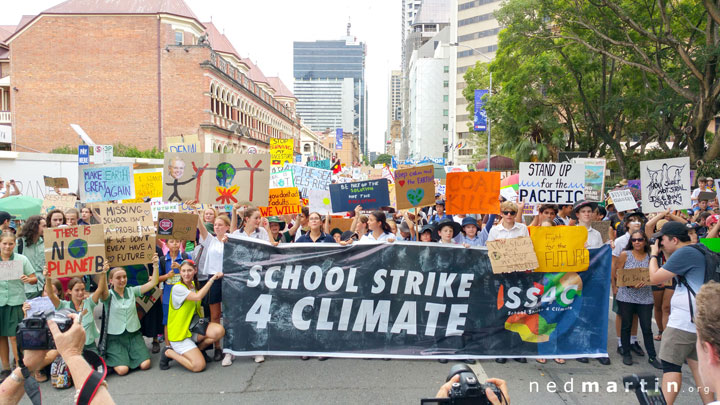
[[294, 38, 368, 156]]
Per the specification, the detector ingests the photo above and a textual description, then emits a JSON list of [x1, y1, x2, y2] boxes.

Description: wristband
[[651, 255, 660, 261]]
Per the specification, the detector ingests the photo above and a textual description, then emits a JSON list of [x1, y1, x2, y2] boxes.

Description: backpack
[[676, 243, 720, 322], [50, 356, 72, 389]]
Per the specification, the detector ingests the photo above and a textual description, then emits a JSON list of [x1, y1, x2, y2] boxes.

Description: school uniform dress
[[0, 253, 34, 336], [15, 237, 45, 299], [58, 297, 99, 353], [103, 286, 150, 369]]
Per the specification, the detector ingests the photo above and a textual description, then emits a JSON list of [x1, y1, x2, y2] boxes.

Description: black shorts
[[200, 278, 223, 305]]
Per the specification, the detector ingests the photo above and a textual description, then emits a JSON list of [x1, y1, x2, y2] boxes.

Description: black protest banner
[[222, 238, 612, 359]]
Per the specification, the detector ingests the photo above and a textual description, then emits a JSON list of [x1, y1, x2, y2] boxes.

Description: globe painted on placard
[[67, 239, 88, 259], [216, 162, 236, 187]]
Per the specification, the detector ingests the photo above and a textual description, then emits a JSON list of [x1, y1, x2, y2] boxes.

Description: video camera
[[421, 363, 503, 405], [623, 374, 666, 405], [16, 309, 75, 350]]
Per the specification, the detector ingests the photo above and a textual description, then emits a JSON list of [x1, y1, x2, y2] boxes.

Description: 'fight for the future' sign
[[519, 163, 584, 204]]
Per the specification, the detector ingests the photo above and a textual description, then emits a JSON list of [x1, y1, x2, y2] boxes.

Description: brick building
[[321, 130, 360, 166], [3, 0, 300, 154]]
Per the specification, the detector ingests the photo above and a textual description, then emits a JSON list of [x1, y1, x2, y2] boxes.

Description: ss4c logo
[[496, 273, 582, 310]]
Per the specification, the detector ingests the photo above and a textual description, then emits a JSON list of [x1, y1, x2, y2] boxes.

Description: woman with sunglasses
[[487, 201, 529, 242], [160, 260, 225, 373], [613, 230, 662, 369]]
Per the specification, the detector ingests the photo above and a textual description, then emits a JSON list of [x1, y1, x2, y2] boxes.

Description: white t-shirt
[[585, 227, 604, 249], [612, 233, 631, 257], [171, 283, 193, 310], [232, 226, 270, 241], [198, 234, 224, 281], [359, 232, 395, 243], [487, 222, 529, 241]]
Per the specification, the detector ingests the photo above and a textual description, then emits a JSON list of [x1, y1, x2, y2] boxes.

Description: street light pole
[[450, 43, 492, 171]]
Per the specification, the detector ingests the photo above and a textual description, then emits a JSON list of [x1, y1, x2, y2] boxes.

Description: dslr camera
[[422, 363, 503, 405], [16, 309, 75, 350]]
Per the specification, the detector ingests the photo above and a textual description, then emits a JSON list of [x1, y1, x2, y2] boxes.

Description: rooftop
[[267, 77, 296, 99], [43, 0, 201, 22]]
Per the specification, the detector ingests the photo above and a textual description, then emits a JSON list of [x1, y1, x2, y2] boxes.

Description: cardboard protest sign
[[608, 190, 638, 212], [157, 212, 197, 241], [393, 165, 435, 210], [616, 267, 650, 287], [529, 226, 589, 273], [698, 191, 716, 202], [0, 261, 23, 281], [136, 287, 162, 312], [486, 236, 539, 273], [573, 158, 606, 202], [166, 134, 200, 153], [640, 157, 691, 213], [446, 172, 501, 215], [307, 159, 331, 170], [258, 188, 302, 217], [329, 217, 354, 232], [270, 139, 294, 166], [591, 221, 611, 243], [388, 183, 397, 209], [285, 164, 332, 199], [519, 163, 584, 205], [270, 170, 295, 189], [79, 164, 135, 203], [43, 176, 69, 189], [41, 194, 77, 214], [163, 153, 271, 206], [93, 203, 155, 266], [123, 169, 163, 203], [308, 189, 333, 215], [329, 179, 390, 213], [43, 225, 106, 278]]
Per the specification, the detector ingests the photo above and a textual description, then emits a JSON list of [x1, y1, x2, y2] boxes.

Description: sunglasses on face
[[631, 238, 645, 242], [502, 211, 517, 216]]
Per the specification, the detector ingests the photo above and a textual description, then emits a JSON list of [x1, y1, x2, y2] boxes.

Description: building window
[[443, 66, 449, 73], [443, 95, 449, 102], [443, 124, 449, 130], [174, 31, 183, 45], [443, 109, 449, 116], [459, 149, 474, 156], [443, 80, 449, 88]]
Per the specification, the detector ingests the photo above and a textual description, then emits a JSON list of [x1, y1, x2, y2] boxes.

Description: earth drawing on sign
[[406, 188, 424, 206]]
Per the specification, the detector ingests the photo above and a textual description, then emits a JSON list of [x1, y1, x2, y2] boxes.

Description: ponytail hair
[[371, 211, 392, 234]]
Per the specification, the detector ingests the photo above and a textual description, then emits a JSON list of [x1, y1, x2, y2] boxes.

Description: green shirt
[[0, 254, 35, 306], [15, 237, 45, 295], [58, 297, 99, 346], [103, 286, 142, 335]]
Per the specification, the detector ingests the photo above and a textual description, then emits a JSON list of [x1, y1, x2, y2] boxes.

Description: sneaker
[[213, 349, 223, 362], [0, 369, 10, 382], [598, 356, 611, 365], [159, 347, 171, 370], [616, 346, 622, 355], [575, 357, 589, 363], [514, 358, 527, 363], [254, 355, 265, 363], [152, 341, 160, 354], [630, 342, 645, 357], [495, 358, 506, 364], [222, 354, 234, 367], [438, 359, 449, 364], [648, 357, 662, 369], [622, 354, 633, 366], [463, 359, 476, 364], [202, 349, 212, 364]]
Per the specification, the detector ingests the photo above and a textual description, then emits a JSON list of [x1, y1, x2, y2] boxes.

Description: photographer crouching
[[0, 312, 114, 404], [426, 363, 509, 405]]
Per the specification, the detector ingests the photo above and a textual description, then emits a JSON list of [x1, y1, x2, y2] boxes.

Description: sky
[[2, 0, 402, 154]]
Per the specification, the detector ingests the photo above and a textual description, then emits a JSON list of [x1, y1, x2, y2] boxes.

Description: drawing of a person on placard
[[165, 157, 196, 201]]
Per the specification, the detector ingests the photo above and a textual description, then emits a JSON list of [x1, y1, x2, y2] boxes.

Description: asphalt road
[[24, 301, 705, 405]]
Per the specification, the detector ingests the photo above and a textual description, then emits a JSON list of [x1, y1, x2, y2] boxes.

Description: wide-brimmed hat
[[623, 211, 647, 224], [461, 217, 479, 230], [571, 200, 598, 220], [330, 227, 343, 237], [419, 223, 437, 241], [266, 216, 286, 229], [433, 219, 462, 240], [340, 230, 358, 242]]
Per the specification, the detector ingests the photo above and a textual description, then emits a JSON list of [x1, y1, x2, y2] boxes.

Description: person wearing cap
[[572, 200, 603, 249], [329, 228, 343, 243], [453, 216, 494, 247], [429, 200, 451, 224], [649, 221, 714, 404], [553, 204, 573, 226], [488, 201, 529, 242], [433, 219, 462, 244], [418, 223, 436, 242], [265, 216, 301, 245], [0, 212, 12, 232]]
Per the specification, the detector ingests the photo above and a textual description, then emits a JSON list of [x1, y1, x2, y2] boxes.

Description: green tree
[[372, 154, 393, 166], [51, 143, 164, 159]]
